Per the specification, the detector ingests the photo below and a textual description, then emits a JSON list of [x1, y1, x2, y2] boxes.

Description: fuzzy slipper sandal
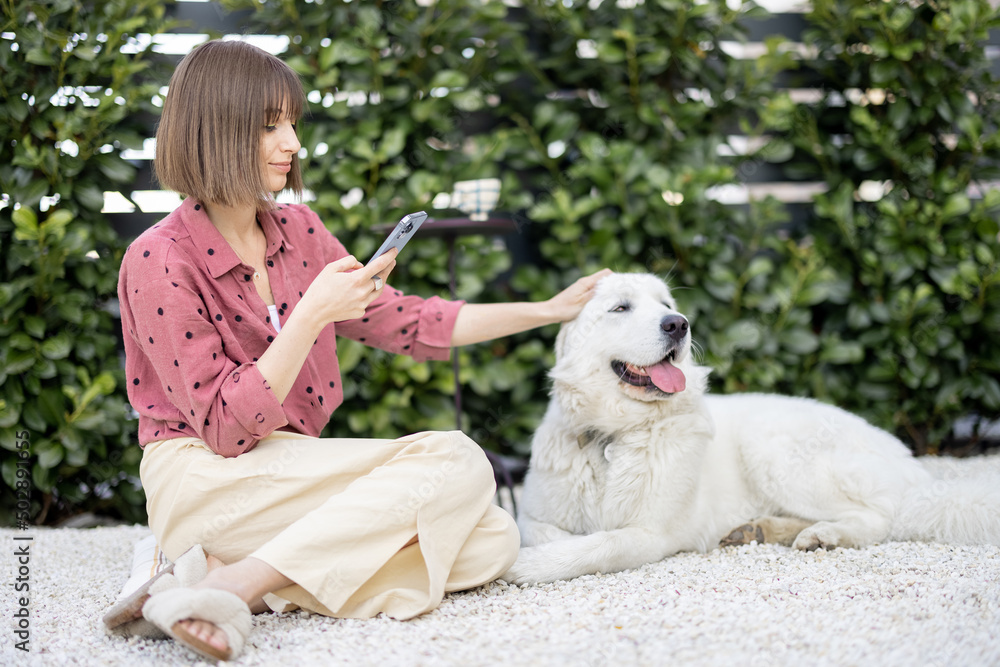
[[142, 587, 252, 662], [103, 544, 208, 638]]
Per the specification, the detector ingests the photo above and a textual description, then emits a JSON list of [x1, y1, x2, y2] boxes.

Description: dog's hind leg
[[719, 516, 814, 548]]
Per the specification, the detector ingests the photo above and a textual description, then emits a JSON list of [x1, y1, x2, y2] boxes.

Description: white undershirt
[[267, 304, 281, 333]]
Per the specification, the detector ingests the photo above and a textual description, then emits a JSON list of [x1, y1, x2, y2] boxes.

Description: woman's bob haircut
[[155, 39, 306, 211]]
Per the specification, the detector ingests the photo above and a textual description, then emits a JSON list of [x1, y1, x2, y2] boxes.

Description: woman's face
[[261, 111, 301, 193]]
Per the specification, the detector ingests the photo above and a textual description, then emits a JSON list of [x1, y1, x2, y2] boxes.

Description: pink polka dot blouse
[[117, 197, 463, 457]]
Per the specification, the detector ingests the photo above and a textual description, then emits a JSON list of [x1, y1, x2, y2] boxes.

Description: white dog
[[503, 273, 1000, 585]]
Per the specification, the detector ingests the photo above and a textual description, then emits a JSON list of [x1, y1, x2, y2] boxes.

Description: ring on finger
[[372, 275, 384, 292]]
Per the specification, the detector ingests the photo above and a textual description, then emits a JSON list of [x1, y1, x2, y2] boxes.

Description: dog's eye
[[610, 303, 630, 313]]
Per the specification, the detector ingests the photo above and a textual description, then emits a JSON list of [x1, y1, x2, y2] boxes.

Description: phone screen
[[368, 211, 428, 264]]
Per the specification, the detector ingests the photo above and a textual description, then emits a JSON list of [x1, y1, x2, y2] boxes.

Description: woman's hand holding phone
[[299, 211, 423, 328], [299, 249, 397, 327]]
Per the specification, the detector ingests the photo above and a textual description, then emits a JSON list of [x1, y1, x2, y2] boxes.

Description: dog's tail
[[890, 453, 1000, 545]]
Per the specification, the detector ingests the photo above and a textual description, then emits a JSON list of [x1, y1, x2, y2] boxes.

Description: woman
[[104, 39, 608, 661]]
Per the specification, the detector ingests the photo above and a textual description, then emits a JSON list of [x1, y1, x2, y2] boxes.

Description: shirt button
[[435, 312, 443, 321]]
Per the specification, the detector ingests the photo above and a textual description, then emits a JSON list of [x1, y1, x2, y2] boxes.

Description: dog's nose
[[661, 314, 689, 342]]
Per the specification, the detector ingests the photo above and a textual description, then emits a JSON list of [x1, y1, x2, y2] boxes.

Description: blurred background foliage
[[1, 0, 174, 524], [2, 0, 998, 524]]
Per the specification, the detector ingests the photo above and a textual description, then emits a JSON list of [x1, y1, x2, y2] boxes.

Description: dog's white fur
[[503, 273, 1000, 585]]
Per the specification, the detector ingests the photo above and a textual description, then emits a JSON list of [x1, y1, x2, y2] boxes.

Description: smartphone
[[368, 211, 428, 264]]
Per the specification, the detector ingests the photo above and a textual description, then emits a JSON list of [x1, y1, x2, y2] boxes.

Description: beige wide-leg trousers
[[140, 429, 519, 620]]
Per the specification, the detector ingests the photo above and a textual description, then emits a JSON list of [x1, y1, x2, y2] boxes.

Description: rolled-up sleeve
[[336, 291, 464, 362], [217, 363, 288, 448]]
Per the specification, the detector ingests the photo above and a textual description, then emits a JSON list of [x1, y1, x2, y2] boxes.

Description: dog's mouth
[[611, 351, 686, 394]]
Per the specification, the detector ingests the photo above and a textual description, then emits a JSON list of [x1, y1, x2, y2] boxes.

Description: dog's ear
[[554, 319, 574, 361]]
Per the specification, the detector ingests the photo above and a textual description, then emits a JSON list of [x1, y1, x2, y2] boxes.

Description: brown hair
[[154, 40, 305, 210]]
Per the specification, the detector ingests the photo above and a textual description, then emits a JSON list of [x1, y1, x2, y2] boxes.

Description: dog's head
[[551, 273, 709, 411]]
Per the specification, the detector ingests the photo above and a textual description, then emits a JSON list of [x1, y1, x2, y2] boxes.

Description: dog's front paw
[[792, 522, 841, 551], [499, 547, 554, 586]]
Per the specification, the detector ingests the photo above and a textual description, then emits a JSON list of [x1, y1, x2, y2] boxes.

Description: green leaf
[[940, 194, 971, 221], [35, 441, 64, 470], [25, 47, 57, 66], [42, 209, 73, 240], [820, 341, 865, 365], [429, 70, 469, 89], [12, 207, 39, 241], [94, 155, 137, 183], [780, 328, 819, 355], [75, 184, 106, 211], [40, 334, 73, 360]]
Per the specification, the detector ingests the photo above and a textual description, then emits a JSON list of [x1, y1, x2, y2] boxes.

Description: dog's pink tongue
[[647, 359, 686, 393]]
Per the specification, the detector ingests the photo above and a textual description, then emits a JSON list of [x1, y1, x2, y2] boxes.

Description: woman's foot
[[174, 618, 231, 655], [168, 557, 293, 656]]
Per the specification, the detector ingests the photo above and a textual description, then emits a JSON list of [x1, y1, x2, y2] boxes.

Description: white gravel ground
[[2, 524, 999, 666]]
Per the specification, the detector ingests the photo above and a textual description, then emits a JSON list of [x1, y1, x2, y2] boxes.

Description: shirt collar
[[178, 197, 293, 279]]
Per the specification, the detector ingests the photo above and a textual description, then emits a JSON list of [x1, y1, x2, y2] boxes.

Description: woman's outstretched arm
[[450, 269, 611, 347]]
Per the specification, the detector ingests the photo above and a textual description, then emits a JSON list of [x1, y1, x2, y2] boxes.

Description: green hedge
[[0, 0, 173, 524], [757, 0, 1000, 453], [2, 0, 998, 524]]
